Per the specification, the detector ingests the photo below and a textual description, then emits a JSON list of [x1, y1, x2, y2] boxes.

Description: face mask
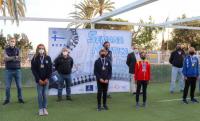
[[189, 51, 195, 55], [101, 54, 106, 58], [39, 49, 44, 54], [10, 42, 15, 47], [141, 56, 146, 60], [63, 51, 68, 56]]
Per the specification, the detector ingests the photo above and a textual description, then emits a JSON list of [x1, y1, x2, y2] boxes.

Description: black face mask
[[189, 52, 195, 55], [141, 57, 146, 60], [101, 54, 106, 58]]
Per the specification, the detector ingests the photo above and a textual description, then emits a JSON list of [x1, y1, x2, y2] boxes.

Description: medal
[[192, 63, 195, 67], [41, 64, 44, 68]]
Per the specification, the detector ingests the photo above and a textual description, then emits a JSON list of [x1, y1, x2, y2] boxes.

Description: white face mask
[[39, 49, 44, 54], [10, 42, 15, 47], [62, 51, 68, 56]]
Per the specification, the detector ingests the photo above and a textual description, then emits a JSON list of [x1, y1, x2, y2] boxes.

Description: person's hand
[[184, 77, 187, 80], [100, 79, 104, 83], [135, 80, 137, 84], [15, 56, 20, 61], [39, 80, 45, 86], [104, 79, 109, 84], [44, 79, 48, 85]]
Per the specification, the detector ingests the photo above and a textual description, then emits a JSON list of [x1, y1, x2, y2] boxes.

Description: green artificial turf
[[0, 82, 200, 121]]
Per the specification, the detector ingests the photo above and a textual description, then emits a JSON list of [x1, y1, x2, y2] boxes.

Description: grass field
[[0, 82, 200, 121]]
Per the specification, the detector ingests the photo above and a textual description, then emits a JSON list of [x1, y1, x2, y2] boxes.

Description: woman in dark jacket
[[31, 44, 52, 116]]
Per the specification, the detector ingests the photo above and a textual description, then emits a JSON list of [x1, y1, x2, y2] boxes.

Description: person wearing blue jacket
[[182, 47, 199, 104]]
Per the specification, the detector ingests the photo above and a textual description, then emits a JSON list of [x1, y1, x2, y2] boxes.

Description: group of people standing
[[2, 37, 199, 116], [169, 43, 199, 104], [2, 38, 114, 115]]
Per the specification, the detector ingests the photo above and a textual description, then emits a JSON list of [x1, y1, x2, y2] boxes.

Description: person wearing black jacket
[[94, 48, 112, 111], [126, 45, 137, 94], [54, 47, 73, 101], [103, 41, 112, 98], [31, 44, 52, 116], [169, 43, 185, 93]]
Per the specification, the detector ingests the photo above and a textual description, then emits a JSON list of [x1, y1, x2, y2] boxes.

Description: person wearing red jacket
[[134, 50, 151, 108]]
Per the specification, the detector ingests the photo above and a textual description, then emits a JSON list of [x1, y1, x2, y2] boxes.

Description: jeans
[[37, 83, 48, 109], [57, 74, 72, 97], [170, 66, 184, 92], [5, 69, 23, 101], [129, 74, 136, 93]]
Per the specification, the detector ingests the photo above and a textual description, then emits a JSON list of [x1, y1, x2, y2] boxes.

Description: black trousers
[[136, 81, 148, 103], [97, 81, 108, 107], [183, 77, 197, 100]]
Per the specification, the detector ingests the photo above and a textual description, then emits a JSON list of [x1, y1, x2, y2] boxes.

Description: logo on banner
[[86, 85, 94, 91], [51, 31, 66, 41]]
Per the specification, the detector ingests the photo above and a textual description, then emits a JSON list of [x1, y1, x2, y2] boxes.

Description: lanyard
[[101, 58, 106, 67], [190, 56, 196, 67], [141, 61, 147, 72], [40, 56, 44, 64]]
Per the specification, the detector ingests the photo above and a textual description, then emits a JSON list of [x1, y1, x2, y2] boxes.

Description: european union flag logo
[[86, 85, 93, 91]]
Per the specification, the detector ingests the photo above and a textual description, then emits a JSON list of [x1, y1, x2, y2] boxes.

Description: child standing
[[134, 50, 151, 108]]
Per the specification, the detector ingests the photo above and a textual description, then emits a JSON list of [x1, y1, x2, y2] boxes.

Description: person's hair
[[103, 41, 110, 47], [99, 48, 107, 55], [34, 44, 47, 58], [9, 37, 16, 42], [188, 47, 195, 53], [139, 50, 146, 55], [60, 47, 70, 56], [61, 47, 69, 52]]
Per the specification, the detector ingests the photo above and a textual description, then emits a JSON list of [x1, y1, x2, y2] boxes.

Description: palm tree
[[0, 0, 26, 25], [69, 0, 95, 28], [69, 0, 115, 28], [94, 0, 115, 16]]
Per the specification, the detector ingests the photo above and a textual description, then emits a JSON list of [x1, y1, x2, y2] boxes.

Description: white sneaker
[[43, 108, 48, 115], [39, 109, 44, 116]]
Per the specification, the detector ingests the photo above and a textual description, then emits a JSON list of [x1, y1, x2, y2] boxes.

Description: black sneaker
[[66, 96, 72, 101], [136, 103, 140, 109], [18, 99, 25, 104], [182, 99, 188, 104], [142, 102, 147, 108], [107, 94, 112, 98], [103, 105, 109, 110], [97, 106, 101, 111], [191, 98, 199, 103], [3, 100, 9, 105]]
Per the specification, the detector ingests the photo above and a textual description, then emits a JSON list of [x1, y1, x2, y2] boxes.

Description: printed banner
[[48, 28, 132, 95]]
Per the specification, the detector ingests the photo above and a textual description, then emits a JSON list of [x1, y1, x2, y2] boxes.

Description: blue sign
[[86, 85, 94, 91]]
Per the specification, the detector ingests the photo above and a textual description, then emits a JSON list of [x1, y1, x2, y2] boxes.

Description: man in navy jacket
[[182, 47, 199, 104], [94, 48, 112, 111]]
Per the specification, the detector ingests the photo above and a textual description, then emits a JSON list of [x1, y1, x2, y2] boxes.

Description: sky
[[0, 0, 200, 49]]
